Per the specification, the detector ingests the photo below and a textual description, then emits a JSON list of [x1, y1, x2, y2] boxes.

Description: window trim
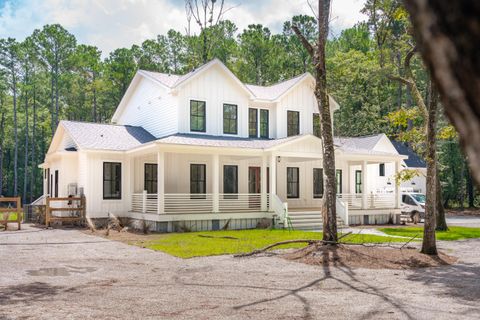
[[355, 170, 362, 194], [190, 99, 206, 133], [260, 109, 269, 139], [223, 103, 238, 135], [287, 110, 300, 137], [287, 167, 300, 199], [144, 163, 158, 194], [103, 162, 122, 200], [313, 168, 324, 199], [249, 108, 258, 138], [190, 164, 207, 199]]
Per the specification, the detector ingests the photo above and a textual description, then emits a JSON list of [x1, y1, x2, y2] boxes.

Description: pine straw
[[283, 243, 457, 270]]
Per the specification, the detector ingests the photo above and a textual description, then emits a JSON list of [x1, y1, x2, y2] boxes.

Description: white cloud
[[0, 0, 367, 57]]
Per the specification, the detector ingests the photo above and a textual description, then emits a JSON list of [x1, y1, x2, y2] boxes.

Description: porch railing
[[336, 193, 397, 210], [131, 192, 270, 214]]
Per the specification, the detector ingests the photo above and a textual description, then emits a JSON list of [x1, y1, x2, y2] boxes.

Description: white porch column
[[395, 160, 401, 208], [269, 153, 277, 211], [157, 150, 165, 214], [212, 154, 220, 212], [361, 160, 367, 209], [261, 155, 268, 211]]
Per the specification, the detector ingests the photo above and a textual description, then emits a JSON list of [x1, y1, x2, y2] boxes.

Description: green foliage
[[395, 168, 421, 185], [379, 226, 480, 241]]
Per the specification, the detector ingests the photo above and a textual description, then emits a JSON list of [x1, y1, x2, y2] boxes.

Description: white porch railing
[[337, 193, 397, 210], [367, 193, 396, 209], [270, 193, 288, 224], [337, 194, 363, 209], [132, 193, 270, 214], [336, 197, 349, 226]]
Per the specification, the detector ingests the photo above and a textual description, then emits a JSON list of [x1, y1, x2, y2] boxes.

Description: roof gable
[[391, 141, 426, 168]]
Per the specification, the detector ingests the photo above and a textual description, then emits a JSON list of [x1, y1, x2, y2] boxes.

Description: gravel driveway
[[1, 224, 479, 320]]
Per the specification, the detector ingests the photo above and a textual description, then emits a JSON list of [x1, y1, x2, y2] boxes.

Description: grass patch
[[141, 229, 410, 258], [1, 212, 19, 221], [379, 226, 480, 241]]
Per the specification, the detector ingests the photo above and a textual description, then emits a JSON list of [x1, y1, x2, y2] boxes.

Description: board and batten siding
[[177, 64, 251, 137], [276, 79, 318, 138], [116, 77, 178, 138], [83, 152, 129, 218]]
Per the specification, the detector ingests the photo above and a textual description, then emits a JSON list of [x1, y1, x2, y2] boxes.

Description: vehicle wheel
[[411, 211, 420, 224]]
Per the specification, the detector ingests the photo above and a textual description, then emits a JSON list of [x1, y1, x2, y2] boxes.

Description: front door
[[249, 167, 261, 209], [223, 165, 238, 199]]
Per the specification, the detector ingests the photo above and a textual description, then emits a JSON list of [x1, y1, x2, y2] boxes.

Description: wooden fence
[[0, 197, 22, 231], [45, 196, 86, 227]]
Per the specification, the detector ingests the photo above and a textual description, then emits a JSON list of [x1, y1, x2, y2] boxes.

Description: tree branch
[[291, 24, 314, 58]]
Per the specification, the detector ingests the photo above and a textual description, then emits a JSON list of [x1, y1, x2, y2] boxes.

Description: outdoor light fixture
[[277, 156, 281, 163]]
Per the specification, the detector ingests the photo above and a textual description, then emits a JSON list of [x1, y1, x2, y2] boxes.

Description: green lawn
[[379, 226, 480, 241], [140, 229, 411, 258], [1, 212, 19, 221]]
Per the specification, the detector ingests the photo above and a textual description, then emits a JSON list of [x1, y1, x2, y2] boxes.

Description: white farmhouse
[[41, 59, 419, 231]]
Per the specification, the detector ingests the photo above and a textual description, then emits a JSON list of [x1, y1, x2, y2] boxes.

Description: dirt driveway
[[1, 225, 480, 320]]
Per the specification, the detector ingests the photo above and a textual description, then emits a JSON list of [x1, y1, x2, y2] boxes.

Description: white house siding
[[82, 152, 129, 218], [116, 77, 178, 138], [177, 64, 251, 137]]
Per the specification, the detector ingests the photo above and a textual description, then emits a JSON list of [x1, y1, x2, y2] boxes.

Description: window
[[260, 109, 269, 138], [54, 170, 59, 197], [379, 163, 385, 176], [223, 165, 238, 194], [249, 108, 258, 137], [47, 168, 50, 195], [103, 162, 122, 199], [287, 111, 300, 136], [336, 169, 342, 194], [287, 167, 299, 198], [190, 164, 206, 198], [190, 100, 206, 132], [355, 170, 362, 194], [144, 164, 158, 194], [223, 103, 238, 134], [313, 113, 321, 138], [313, 168, 323, 198]]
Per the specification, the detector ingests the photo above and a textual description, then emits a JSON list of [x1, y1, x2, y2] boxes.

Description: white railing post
[[361, 160, 367, 209], [395, 160, 401, 208], [157, 151, 165, 214], [269, 153, 277, 211], [261, 155, 268, 211], [142, 190, 147, 213], [212, 154, 220, 213]]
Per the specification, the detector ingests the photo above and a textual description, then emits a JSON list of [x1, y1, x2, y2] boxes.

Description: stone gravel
[[0, 224, 479, 320]]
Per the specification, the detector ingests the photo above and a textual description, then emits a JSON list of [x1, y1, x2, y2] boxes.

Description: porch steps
[[287, 211, 345, 231]]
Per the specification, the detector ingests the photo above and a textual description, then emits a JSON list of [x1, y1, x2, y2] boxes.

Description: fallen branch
[[198, 234, 239, 240], [400, 233, 420, 250], [234, 239, 322, 257]]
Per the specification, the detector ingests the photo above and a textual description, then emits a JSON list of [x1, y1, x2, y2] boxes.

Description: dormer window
[[223, 104, 238, 134], [249, 108, 258, 137], [190, 100, 206, 132], [260, 109, 269, 138], [287, 111, 300, 137]]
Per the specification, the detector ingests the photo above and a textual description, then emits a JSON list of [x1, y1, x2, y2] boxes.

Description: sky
[[0, 0, 367, 57]]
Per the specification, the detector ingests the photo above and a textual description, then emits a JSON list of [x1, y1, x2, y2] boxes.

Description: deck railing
[[131, 192, 269, 214], [336, 193, 397, 210]]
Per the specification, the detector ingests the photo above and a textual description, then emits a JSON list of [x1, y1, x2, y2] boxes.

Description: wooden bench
[[0, 197, 22, 231]]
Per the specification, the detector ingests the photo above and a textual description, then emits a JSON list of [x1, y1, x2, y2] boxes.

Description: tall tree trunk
[[422, 81, 438, 255], [13, 72, 18, 197], [466, 163, 475, 208], [292, 0, 337, 242], [435, 169, 448, 231], [403, 0, 480, 186], [50, 68, 55, 137], [23, 87, 29, 204], [93, 72, 98, 122], [0, 106, 5, 196], [31, 79, 37, 201]]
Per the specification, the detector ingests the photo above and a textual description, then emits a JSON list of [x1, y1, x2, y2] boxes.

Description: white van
[[401, 193, 426, 223]]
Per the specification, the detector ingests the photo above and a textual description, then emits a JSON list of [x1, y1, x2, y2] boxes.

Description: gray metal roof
[[156, 133, 301, 149], [61, 121, 156, 151], [391, 141, 426, 168]]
